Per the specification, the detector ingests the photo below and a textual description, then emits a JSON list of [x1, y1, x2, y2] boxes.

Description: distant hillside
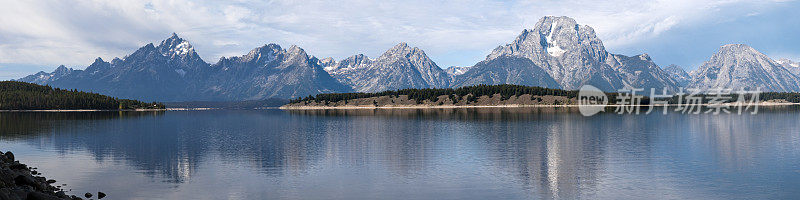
[[0, 81, 164, 110]]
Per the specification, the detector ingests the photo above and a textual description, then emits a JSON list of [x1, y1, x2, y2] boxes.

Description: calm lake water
[[2, 107, 800, 199]]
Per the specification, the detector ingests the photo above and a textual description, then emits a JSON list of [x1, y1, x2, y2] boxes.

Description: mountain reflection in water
[[1, 107, 799, 199]]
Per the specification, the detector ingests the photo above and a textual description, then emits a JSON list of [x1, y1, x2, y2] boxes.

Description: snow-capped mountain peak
[[158, 33, 195, 58], [482, 16, 622, 91]]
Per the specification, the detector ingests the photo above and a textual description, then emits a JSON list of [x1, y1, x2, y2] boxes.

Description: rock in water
[[84, 192, 93, 198], [14, 175, 38, 187], [1, 151, 76, 199], [98, 192, 107, 199], [5, 151, 14, 161]]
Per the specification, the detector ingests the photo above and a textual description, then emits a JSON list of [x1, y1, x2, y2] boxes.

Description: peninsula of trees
[[0, 81, 164, 110], [284, 84, 587, 108], [283, 84, 800, 109]]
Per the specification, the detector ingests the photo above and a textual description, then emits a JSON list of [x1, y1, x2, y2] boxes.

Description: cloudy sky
[[0, 0, 798, 80]]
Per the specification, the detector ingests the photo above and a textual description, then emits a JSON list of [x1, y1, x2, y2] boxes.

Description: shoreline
[[280, 102, 800, 110], [0, 109, 167, 112], [0, 151, 97, 199], [166, 108, 217, 111], [1, 103, 796, 111]]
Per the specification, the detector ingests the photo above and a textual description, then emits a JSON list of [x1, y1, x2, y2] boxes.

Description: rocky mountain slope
[[476, 16, 678, 92], [43, 34, 208, 101], [323, 43, 451, 92], [689, 44, 800, 92], [606, 53, 680, 92], [451, 56, 561, 89], [321, 54, 373, 89], [444, 66, 472, 76], [663, 64, 692, 87], [16, 65, 73, 85], [778, 58, 800, 76], [204, 44, 351, 100]]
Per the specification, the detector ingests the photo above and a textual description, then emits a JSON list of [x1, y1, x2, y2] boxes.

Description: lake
[[1, 107, 800, 199]]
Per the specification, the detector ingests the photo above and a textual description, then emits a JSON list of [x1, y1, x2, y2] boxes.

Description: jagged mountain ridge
[[204, 44, 351, 100], [445, 66, 472, 76], [321, 54, 373, 89], [479, 16, 678, 92], [38, 34, 210, 101], [663, 64, 692, 87], [605, 53, 680, 92], [690, 44, 800, 92], [16, 65, 73, 85], [19, 16, 800, 101], [17, 34, 352, 101], [323, 43, 451, 93], [778, 58, 800, 77]]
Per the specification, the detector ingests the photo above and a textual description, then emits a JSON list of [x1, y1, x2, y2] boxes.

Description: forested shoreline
[[290, 84, 580, 104], [0, 81, 165, 110], [286, 84, 800, 108]]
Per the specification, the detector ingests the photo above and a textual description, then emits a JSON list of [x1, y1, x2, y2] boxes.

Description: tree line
[[290, 84, 800, 105], [290, 84, 579, 104], [0, 81, 165, 110]]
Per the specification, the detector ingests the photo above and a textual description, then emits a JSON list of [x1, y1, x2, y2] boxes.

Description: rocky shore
[[0, 151, 103, 200]]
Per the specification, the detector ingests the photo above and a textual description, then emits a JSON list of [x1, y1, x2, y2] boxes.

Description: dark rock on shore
[[0, 151, 82, 200]]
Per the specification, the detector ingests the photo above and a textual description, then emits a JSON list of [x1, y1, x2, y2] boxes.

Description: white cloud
[[0, 0, 795, 72]]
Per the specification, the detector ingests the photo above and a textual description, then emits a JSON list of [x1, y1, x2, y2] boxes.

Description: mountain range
[[17, 16, 800, 101]]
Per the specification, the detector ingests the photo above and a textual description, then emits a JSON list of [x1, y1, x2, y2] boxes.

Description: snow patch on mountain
[[445, 66, 472, 76], [545, 21, 566, 57]]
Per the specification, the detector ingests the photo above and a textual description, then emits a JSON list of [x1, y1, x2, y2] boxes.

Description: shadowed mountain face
[[17, 34, 210, 101], [204, 44, 351, 100], [690, 44, 800, 92], [451, 56, 560, 89], [87, 35, 209, 101], [17, 35, 351, 101]]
